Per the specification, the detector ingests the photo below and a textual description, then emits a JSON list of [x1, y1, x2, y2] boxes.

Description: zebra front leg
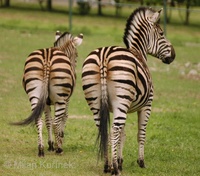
[[44, 105, 54, 152], [36, 117, 44, 157], [117, 126, 126, 171], [137, 108, 151, 168]]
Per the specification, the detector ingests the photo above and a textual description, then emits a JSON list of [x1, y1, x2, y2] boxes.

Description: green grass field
[[0, 3, 200, 176]]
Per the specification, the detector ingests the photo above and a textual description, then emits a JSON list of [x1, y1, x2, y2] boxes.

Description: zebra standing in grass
[[11, 31, 83, 157], [82, 7, 175, 175]]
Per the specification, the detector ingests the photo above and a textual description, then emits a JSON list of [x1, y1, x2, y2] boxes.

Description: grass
[[0, 3, 200, 176]]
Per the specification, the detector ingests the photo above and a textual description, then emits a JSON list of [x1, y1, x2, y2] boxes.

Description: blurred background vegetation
[[1, 0, 200, 25]]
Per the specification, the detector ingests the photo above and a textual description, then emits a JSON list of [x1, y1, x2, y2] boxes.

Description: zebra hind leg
[[55, 108, 68, 154], [104, 160, 111, 173], [110, 126, 121, 176], [36, 118, 44, 157], [45, 105, 54, 152], [104, 141, 111, 173], [137, 108, 151, 168], [55, 130, 64, 154], [117, 126, 125, 171], [53, 125, 64, 154], [53, 103, 67, 154]]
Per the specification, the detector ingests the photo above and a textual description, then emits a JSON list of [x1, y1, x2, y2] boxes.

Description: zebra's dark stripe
[[82, 7, 175, 175]]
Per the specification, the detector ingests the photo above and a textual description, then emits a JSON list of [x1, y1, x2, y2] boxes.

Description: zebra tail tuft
[[97, 97, 110, 160], [10, 84, 48, 126]]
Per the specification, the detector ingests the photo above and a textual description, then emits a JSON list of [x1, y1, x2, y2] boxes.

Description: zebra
[[81, 7, 175, 175], [11, 31, 83, 157]]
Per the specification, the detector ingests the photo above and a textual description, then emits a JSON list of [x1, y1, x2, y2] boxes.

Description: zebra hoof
[[48, 141, 54, 151], [104, 164, 111, 173], [55, 148, 63, 155], [137, 159, 145, 168], [38, 145, 44, 157], [117, 158, 123, 171], [38, 150, 44, 157], [111, 169, 120, 176], [111, 164, 120, 176]]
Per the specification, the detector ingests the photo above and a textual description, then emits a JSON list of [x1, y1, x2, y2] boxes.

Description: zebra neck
[[57, 44, 77, 71], [124, 35, 148, 60], [129, 47, 147, 62], [123, 9, 149, 59], [129, 47, 151, 82]]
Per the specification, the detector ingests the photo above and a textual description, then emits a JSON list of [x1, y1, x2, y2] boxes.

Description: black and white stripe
[[12, 31, 83, 157], [82, 7, 175, 175]]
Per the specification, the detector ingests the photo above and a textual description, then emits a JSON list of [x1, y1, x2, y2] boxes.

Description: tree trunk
[[185, 0, 190, 25], [115, 0, 121, 17], [4, 0, 10, 7], [98, 0, 102, 15], [47, 0, 52, 11]]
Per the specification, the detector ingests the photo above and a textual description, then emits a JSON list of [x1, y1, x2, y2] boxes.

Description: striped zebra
[[82, 7, 175, 175], [11, 31, 83, 157]]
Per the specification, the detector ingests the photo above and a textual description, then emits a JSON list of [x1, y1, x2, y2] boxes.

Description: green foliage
[[0, 5, 200, 176]]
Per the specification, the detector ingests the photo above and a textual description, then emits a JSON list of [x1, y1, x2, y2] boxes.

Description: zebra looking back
[[11, 31, 83, 157], [82, 7, 175, 175]]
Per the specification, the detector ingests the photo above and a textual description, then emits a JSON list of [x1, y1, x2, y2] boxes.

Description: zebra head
[[54, 32, 83, 64], [54, 31, 83, 48], [146, 8, 175, 64], [123, 7, 175, 64]]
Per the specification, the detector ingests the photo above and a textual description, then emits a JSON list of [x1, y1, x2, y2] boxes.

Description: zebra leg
[[61, 101, 69, 135], [137, 108, 151, 168], [36, 117, 44, 157], [110, 125, 121, 176], [53, 103, 66, 154], [117, 126, 126, 171], [44, 105, 54, 152], [104, 139, 111, 173]]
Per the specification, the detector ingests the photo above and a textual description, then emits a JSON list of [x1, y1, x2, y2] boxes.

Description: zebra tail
[[10, 83, 48, 126], [97, 82, 110, 159]]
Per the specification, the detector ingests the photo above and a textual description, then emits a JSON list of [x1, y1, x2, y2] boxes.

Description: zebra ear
[[149, 8, 162, 23], [55, 31, 62, 41], [73, 34, 83, 46]]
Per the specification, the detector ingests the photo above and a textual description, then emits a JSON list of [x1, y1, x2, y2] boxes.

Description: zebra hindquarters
[[82, 53, 112, 172], [82, 54, 102, 127], [49, 56, 74, 154], [106, 50, 150, 175], [20, 50, 49, 156]]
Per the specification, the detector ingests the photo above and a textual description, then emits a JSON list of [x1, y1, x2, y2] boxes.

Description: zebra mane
[[54, 32, 73, 47], [123, 7, 156, 49]]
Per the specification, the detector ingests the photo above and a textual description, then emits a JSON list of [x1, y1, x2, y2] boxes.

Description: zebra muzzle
[[162, 45, 176, 64]]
